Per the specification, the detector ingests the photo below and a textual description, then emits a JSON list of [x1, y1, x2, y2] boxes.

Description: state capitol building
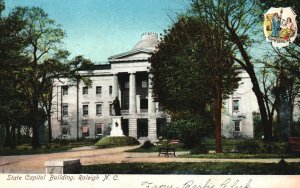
[[51, 33, 169, 141], [51, 32, 258, 141]]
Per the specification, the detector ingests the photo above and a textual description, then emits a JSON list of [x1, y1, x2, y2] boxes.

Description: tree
[[9, 7, 68, 149], [0, 0, 28, 148], [191, 0, 275, 141], [258, 64, 279, 135], [259, 0, 300, 140], [273, 60, 300, 140], [151, 15, 240, 153], [10, 6, 93, 149]]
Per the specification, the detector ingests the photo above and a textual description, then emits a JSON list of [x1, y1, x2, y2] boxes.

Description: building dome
[[132, 32, 159, 50]]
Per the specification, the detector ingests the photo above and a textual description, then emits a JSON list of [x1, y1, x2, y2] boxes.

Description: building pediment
[[108, 49, 153, 63]]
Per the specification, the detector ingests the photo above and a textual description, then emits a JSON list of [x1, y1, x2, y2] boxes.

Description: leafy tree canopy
[[150, 15, 240, 115]]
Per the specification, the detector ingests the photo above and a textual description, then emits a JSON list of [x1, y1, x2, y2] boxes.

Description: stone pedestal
[[110, 116, 124, 136], [45, 159, 81, 174], [129, 118, 137, 138]]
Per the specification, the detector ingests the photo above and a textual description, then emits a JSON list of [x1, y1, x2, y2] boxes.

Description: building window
[[109, 86, 112, 95], [61, 123, 69, 136], [62, 128, 68, 135], [62, 104, 68, 116], [233, 99, 240, 111], [83, 105, 88, 116], [82, 124, 89, 137], [95, 123, 103, 136], [109, 103, 113, 115], [62, 86, 68, 95], [234, 121, 241, 132], [141, 80, 147, 88], [96, 86, 102, 94], [83, 87, 88, 95], [96, 104, 102, 115], [125, 82, 129, 89]]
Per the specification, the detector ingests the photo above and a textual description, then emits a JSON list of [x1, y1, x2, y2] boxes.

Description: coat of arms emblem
[[264, 7, 297, 48]]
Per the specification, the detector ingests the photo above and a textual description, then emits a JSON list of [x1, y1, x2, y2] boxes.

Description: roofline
[[108, 48, 154, 60]]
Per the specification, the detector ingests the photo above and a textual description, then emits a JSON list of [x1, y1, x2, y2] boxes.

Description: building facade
[[51, 32, 259, 141], [221, 71, 259, 138], [51, 33, 169, 141]]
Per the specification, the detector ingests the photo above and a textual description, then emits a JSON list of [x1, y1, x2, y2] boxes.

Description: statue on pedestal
[[110, 117, 124, 136], [112, 97, 121, 116]]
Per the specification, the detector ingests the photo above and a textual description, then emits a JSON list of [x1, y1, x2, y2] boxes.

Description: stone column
[[112, 74, 118, 98], [129, 72, 137, 114], [148, 73, 157, 140], [136, 95, 140, 113], [148, 74, 156, 113]]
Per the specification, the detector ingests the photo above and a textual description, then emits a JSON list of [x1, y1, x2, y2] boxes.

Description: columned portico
[[129, 72, 137, 114], [107, 32, 163, 141]]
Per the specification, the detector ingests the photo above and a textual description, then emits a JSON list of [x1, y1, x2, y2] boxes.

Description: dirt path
[[1, 146, 300, 174]]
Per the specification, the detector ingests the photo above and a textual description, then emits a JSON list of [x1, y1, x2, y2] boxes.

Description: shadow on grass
[[82, 161, 300, 175], [0, 141, 96, 156], [181, 153, 300, 159]]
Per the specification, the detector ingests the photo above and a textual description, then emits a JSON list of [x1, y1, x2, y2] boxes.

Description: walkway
[[1, 145, 300, 173]]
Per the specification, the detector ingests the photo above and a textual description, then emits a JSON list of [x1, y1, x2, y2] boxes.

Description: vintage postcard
[[0, 0, 299, 187]]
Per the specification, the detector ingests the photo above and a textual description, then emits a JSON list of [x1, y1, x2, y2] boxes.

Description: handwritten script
[[141, 178, 252, 188]]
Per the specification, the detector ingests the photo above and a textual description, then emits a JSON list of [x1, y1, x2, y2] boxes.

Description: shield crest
[[264, 7, 297, 48]]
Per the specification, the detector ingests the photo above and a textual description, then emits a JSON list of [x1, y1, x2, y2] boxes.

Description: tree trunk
[[31, 98, 41, 149], [47, 113, 52, 148], [228, 28, 273, 141], [214, 80, 223, 153], [11, 123, 16, 149], [4, 124, 11, 147], [278, 97, 292, 141], [247, 68, 272, 141], [17, 125, 21, 145]]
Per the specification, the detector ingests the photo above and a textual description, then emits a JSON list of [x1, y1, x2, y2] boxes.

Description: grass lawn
[[126, 143, 189, 153], [0, 140, 96, 156], [127, 139, 248, 153], [81, 161, 300, 174], [180, 153, 300, 159], [127, 138, 300, 159], [203, 138, 246, 151]]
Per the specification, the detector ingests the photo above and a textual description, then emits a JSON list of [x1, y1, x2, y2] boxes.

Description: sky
[[4, 0, 187, 63]]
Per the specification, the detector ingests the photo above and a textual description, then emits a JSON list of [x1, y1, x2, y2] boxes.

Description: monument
[[110, 96, 124, 136], [110, 116, 124, 136]]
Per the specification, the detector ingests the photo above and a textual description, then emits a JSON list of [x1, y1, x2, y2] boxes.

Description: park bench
[[288, 137, 300, 152], [157, 139, 179, 157]]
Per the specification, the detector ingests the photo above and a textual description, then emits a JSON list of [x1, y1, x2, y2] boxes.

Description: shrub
[[166, 115, 213, 148], [95, 136, 140, 148], [141, 141, 154, 149], [260, 142, 289, 154], [190, 144, 208, 154], [236, 140, 261, 154], [236, 140, 290, 154]]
